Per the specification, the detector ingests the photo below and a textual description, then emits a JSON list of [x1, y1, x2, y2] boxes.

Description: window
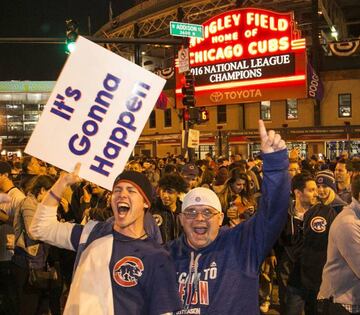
[[286, 99, 298, 120], [338, 93, 351, 117], [25, 104, 40, 111], [149, 110, 156, 128], [217, 105, 227, 124], [260, 101, 271, 120], [164, 108, 172, 127]]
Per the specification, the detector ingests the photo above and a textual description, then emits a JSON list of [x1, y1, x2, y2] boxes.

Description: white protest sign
[[187, 129, 200, 148], [25, 36, 166, 190], [181, 129, 200, 148]]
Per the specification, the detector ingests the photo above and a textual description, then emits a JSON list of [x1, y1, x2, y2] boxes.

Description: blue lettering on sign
[[68, 134, 90, 155], [50, 87, 81, 121], [89, 81, 151, 177], [66, 74, 152, 178], [90, 155, 114, 176], [68, 73, 121, 156]]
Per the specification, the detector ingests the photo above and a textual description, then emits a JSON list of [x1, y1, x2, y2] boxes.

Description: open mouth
[[117, 203, 130, 216], [193, 227, 208, 235]]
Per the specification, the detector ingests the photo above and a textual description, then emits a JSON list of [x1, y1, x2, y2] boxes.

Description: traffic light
[[183, 107, 199, 122], [198, 107, 209, 123], [189, 107, 199, 121], [182, 71, 195, 107], [65, 19, 79, 54]]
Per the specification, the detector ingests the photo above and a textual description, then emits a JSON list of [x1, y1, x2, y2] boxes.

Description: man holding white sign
[[30, 168, 181, 315], [28, 36, 180, 315]]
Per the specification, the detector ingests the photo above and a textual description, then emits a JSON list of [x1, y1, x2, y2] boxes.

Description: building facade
[[1, 0, 360, 160], [97, 0, 360, 159], [137, 68, 360, 159]]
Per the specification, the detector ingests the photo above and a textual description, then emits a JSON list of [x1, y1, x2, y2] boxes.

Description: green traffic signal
[[66, 41, 76, 53], [65, 19, 78, 54]]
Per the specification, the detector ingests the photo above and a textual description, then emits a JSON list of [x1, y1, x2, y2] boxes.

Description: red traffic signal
[[182, 71, 195, 107], [183, 108, 190, 121]]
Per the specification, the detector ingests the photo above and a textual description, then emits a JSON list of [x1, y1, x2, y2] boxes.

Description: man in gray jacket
[[0, 162, 25, 313], [318, 174, 360, 314]]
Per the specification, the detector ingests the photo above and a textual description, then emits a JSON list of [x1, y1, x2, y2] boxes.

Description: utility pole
[[133, 23, 142, 66], [181, 70, 196, 162], [311, 0, 321, 126]]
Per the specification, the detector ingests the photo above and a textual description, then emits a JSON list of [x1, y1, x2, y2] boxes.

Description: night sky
[[0, 0, 135, 81]]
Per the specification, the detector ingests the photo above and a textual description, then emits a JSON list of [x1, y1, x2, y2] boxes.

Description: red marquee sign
[[175, 8, 307, 107]]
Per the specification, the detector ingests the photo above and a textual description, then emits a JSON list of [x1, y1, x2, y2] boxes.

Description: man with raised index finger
[[167, 120, 290, 315]]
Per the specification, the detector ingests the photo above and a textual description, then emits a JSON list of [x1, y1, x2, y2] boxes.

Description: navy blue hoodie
[[167, 149, 290, 315]]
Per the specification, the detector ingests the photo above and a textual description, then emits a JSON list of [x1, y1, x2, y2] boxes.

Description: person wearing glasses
[[166, 120, 290, 314]]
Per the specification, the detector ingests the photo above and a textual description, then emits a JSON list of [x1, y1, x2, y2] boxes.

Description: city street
[[0, 1, 359, 314]]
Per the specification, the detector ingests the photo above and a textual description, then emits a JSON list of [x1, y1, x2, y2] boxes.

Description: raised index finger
[[73, 162, 81, 176], [258, 119, 267, 141]]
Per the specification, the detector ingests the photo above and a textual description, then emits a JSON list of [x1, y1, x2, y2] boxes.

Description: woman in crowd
[[12, 175, 62, 315], [218, 168, 257, 226], [315, 169, 348, 213]]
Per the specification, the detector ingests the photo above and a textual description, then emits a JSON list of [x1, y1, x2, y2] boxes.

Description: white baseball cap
[[181, 187, 222, 213]]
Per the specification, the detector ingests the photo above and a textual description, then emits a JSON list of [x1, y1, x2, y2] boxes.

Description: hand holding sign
[[259, 120, 286, 154], [59, 162, 82, 187], [42, 163, 82, 208]]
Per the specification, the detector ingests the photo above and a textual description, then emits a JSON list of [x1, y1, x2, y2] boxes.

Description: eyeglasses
[[182, 208, 219, 220]]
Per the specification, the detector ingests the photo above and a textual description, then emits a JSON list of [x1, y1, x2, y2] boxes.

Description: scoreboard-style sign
[[175, 8, 307, 107]]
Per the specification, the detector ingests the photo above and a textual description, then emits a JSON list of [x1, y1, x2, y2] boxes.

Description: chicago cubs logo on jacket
[[113, 256, 144, 287], [310, 216, 327, 233]]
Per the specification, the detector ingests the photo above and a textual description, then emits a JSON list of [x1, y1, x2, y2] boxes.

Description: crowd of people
[[0, 121, 359, 315]]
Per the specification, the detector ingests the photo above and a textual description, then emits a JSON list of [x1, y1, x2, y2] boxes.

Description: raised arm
[[42, 163, 81, 207], [236, 121, 290, 270], [256, 120, 289, 257], [30, 163, 83, 250]]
